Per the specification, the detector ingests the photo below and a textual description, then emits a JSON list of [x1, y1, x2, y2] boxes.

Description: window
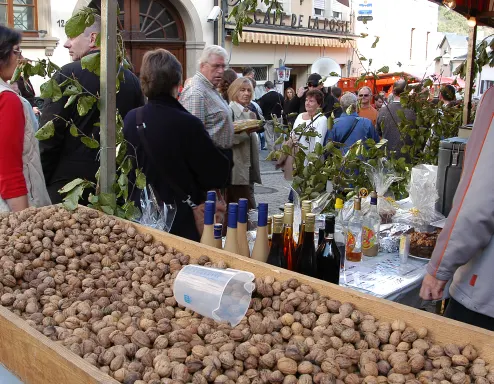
[[480, 80, 494, 94], [333, 11, 342, 19], [314, 0, 325, 16], [314, 8, 324, 15], [0, 0, 37, 32]]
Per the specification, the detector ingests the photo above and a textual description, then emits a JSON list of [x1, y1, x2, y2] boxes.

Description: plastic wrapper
[[393, 165, 445, 232], [379, 223, 413, 253], [137, 185, 177, 232]]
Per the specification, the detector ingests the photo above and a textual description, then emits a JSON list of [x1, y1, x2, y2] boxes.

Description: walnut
[[451, 372, 468, 384], [443, 344, 461, 357], [401, 328, 418, 343], [131, 330, 151, 348], [339, 303, 355, 318], [168, 348, 187, 363], [377, 360, 391, 375], [171, 363, 190, 382], [409, 354, 425, 373], [298, 361, 314, 374], [391, 320, 406, 332], [341, 329, 360, 344], [390, 331, 402, 346], [393, 362, 412, 375], [360, 362, 379, 377], [412, 339, 430, 352], [462, 345, 478, 362], [277, 357, 298, 375], [471, 365, 488, 377], [388, 373, 406, 384], [427, 345, 445, 358], [389, 352, 408, 367], [345, 373, 361, 384], [376, 329, 391, 344], [327, 300, 342, 313]]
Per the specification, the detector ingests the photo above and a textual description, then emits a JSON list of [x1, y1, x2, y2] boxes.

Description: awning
[[237, 32, 355, 48]]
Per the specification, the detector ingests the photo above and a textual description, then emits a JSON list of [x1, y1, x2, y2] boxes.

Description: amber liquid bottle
[[283, 203, 296, 270], [316, 214, 342, 284], [267, 215, 286, 268], [295, 200, 312, 272], [267, 216, 273, 248], [295, 213, 317, 278]]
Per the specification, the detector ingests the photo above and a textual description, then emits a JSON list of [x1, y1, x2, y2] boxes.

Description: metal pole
[[463, 23, 477, 125], [100, 0, 118, 194]]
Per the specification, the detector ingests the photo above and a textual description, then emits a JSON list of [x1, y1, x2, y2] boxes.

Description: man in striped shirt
[[180, 45, 234, 151]]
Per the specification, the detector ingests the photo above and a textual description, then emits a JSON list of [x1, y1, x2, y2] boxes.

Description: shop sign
[[253, 10, 351, 34]]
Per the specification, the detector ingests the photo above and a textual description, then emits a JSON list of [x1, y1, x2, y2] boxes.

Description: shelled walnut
[[0, 207, 489, 384]]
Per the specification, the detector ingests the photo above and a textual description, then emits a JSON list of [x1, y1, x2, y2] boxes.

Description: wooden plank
[[134, 222, 494, 363], [0, 306, 118, 384]]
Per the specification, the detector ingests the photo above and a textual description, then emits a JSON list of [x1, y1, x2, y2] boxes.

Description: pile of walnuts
[[0, 206, 492, 384]]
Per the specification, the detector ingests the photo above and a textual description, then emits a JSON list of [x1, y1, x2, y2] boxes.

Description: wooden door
[[118, 0, 186, 76]]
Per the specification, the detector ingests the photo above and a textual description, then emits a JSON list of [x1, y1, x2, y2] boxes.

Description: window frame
[[1, 0, 38, 36]]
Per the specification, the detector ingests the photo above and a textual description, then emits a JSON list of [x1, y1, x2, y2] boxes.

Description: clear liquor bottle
[[362, 191, 381, 257], [346, 197, 363, 262]]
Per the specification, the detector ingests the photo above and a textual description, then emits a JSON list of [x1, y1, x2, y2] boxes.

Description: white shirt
[[292, 112, 328, 154]]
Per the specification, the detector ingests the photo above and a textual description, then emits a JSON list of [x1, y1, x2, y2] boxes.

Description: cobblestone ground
[[254, 149, 292, 216]]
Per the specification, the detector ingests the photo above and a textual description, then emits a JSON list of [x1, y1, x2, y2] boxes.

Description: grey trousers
[[264, 118, 279, 151]]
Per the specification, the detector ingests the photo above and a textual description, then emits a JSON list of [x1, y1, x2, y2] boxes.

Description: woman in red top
[[0, 26, 50, 212]]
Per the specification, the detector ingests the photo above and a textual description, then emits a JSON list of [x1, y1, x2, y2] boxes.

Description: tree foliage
[[438, 6, 469, 35]]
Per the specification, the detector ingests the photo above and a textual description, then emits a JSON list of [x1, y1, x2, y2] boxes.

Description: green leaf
[[120, 157, 133, 175], [135, 169, 146, 189], [47, 60, 61, 75], [81, 52, 101, 76], [63, 84, 81, 96], [397, 61, 402, 67], [65, 12, 87, 38], [40, 78, 63, 102], [11, 66, 22, 82], [62, 184, 85, 210], [118, 173, 128, 188], [69, 124, 79, 137], [359, 56, 367, 61], [65, 94, 78, 108], [58, 178, 86, 194], [360, 33, 368, 38], [95, 33, 101, 47], [77, 95, 97, 116], [100, 205, 114, 215], [81, 136, 100, 149], [99, 192, 117, 210], [371, 36, 380, 48], [423, 79, 433, 88], [377, 66, 389, 74], [88, 194, 99, 204], [35, 120, 55, 141]]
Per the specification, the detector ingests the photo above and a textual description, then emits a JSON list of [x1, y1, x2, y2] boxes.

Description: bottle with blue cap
[[200, 201, 216, 248], [237, 198, 250, 257], [224, 203, 239, 254], [207, 190, 216, 220], [252, 203, 269, 262], [214, 223, 223, 249]]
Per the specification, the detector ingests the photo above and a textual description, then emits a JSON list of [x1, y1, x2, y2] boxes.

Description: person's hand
[[297, 87, 306, 98], [33, 107, 40, 115], [420, 273, 448, 301], [215, 199, 227, 225]]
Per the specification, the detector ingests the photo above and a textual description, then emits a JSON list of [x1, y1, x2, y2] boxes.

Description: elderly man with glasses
[[357, 86, 378, 128]]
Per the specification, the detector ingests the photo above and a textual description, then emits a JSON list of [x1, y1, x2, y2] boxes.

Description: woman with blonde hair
[[285, 87, 295, 102], [227, 77, 261, 209]]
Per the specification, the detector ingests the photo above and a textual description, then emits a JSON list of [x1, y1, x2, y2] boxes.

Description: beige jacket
[[0, 79, 51, 212], [229, 102, 261, 186]]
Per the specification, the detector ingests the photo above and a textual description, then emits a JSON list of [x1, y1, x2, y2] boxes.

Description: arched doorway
[[118, 0, 186, 75]]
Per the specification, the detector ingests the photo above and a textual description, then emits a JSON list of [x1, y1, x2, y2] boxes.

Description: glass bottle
[[295, 200, 312, 271], [283, 203, 296, 270], [200, 200, 216, 247], [334, 197, 347, 267], [214, 223, 223, 249], [316, 214, 342, 284], [318, 227, 325, 247], [207, 190, 216, 213], [362, 191, 381, 257], [237, 198, 250, 257], [267, 214, 286, 268], [252, 203, 269, 263], [295, 213, 317, 277], [224, 203, 239, 254], [267, 216, 273, 248], [346, 197, 363, 262]]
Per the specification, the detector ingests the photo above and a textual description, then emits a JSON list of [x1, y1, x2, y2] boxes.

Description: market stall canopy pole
[[463, 23, 477, 125], [100, 0, 117, 194]]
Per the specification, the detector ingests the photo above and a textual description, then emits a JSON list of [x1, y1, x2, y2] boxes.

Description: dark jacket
[[39, 53, 144, 204], [124, 95, 230, 242], [257, 90, 284, 120], [285, 89, 341, 119]]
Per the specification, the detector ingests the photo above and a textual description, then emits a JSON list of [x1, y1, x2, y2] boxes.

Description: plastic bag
[[137, 185, 177, 232], [393, 165, 444, 231], [362, 158, 402, 223]]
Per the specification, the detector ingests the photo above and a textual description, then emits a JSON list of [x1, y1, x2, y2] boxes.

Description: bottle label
[[362, 226, 376, 250], [346, 232, 356, 253]]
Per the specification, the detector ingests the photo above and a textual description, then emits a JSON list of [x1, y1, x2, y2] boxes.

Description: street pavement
[[254, 149, 292, 216]]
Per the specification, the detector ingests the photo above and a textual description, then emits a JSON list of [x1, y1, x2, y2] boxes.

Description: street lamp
[[275, 65, 291, 83]]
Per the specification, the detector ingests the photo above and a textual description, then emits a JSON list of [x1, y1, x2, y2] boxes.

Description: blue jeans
[[258, 132, 266, 149]]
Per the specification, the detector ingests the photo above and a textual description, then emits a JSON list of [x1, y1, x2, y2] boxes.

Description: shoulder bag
[[339, 117, 361, 145], [135, 107, 206, 236]]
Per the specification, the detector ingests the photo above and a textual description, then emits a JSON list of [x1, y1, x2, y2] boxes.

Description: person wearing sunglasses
[[357, 86, 378, 128], [284, 73, 339, 124], [0, 25, 51, 212]]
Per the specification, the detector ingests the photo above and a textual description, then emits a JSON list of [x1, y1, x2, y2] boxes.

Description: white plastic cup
[[173, 265, 255, 326]]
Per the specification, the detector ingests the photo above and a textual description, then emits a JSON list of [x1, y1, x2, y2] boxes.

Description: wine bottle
[[346, 197, 363, 262], [295, 200, 312, 272], [200, 201, 216, 247], [318, 228, 325, 247], [237, 198, 250, 257], [362, 191, 381, 257], [267, 216, 273, 248], [316, 214, 342, 284], [266, 214, 286, 268], [214, 223, 223, 249], [295, 213, 317, 277], [252, 203, 269, 262], [224, 203, 239, 254], [283, 203, 296, 270], [335, 198, 346, 267]]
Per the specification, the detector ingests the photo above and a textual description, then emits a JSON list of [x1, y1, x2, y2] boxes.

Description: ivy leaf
[[63, 84, 81, 96], [62, 184, 85, 210], [65, 12, 87, 38], [65, 94, 78, 108], [77, 95, 97, 116], [58, 178, 86, 194], [88, 194, 99, 204], [35, 120, 55, 141], [118, 173, 128, 188], [120, 157, 133, 175], [135, 169, 146, 189], [69, 124, 79, 137], [40, 78, 63, 102], [81, 52, 101, 76], [81, 136, 100, 149], [100, 205, 114, 215], [371, 36, 380, 48], [47, 60, 61, 75], [377, 66, 389, 74], [99, 192, 117, 210]]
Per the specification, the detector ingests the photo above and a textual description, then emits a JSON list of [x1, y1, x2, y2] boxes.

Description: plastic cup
[[173, 265, 255, 326]]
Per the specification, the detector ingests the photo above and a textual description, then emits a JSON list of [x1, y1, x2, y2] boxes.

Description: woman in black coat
[[123, 49, 230, 241]]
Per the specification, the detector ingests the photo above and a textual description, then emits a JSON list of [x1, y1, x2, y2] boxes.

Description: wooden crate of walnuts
[[0, 206, 493, 384]]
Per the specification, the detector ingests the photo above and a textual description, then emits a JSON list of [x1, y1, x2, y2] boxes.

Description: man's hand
[[420, 273, 448, 300], [297, 87, 306, 98], [33, 107, 40, 115]]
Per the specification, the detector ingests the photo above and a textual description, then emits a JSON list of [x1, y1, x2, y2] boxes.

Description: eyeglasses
[[207, 62, 226, 70], [358, 94, 370, 97], [13, 48, 22, 56]]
